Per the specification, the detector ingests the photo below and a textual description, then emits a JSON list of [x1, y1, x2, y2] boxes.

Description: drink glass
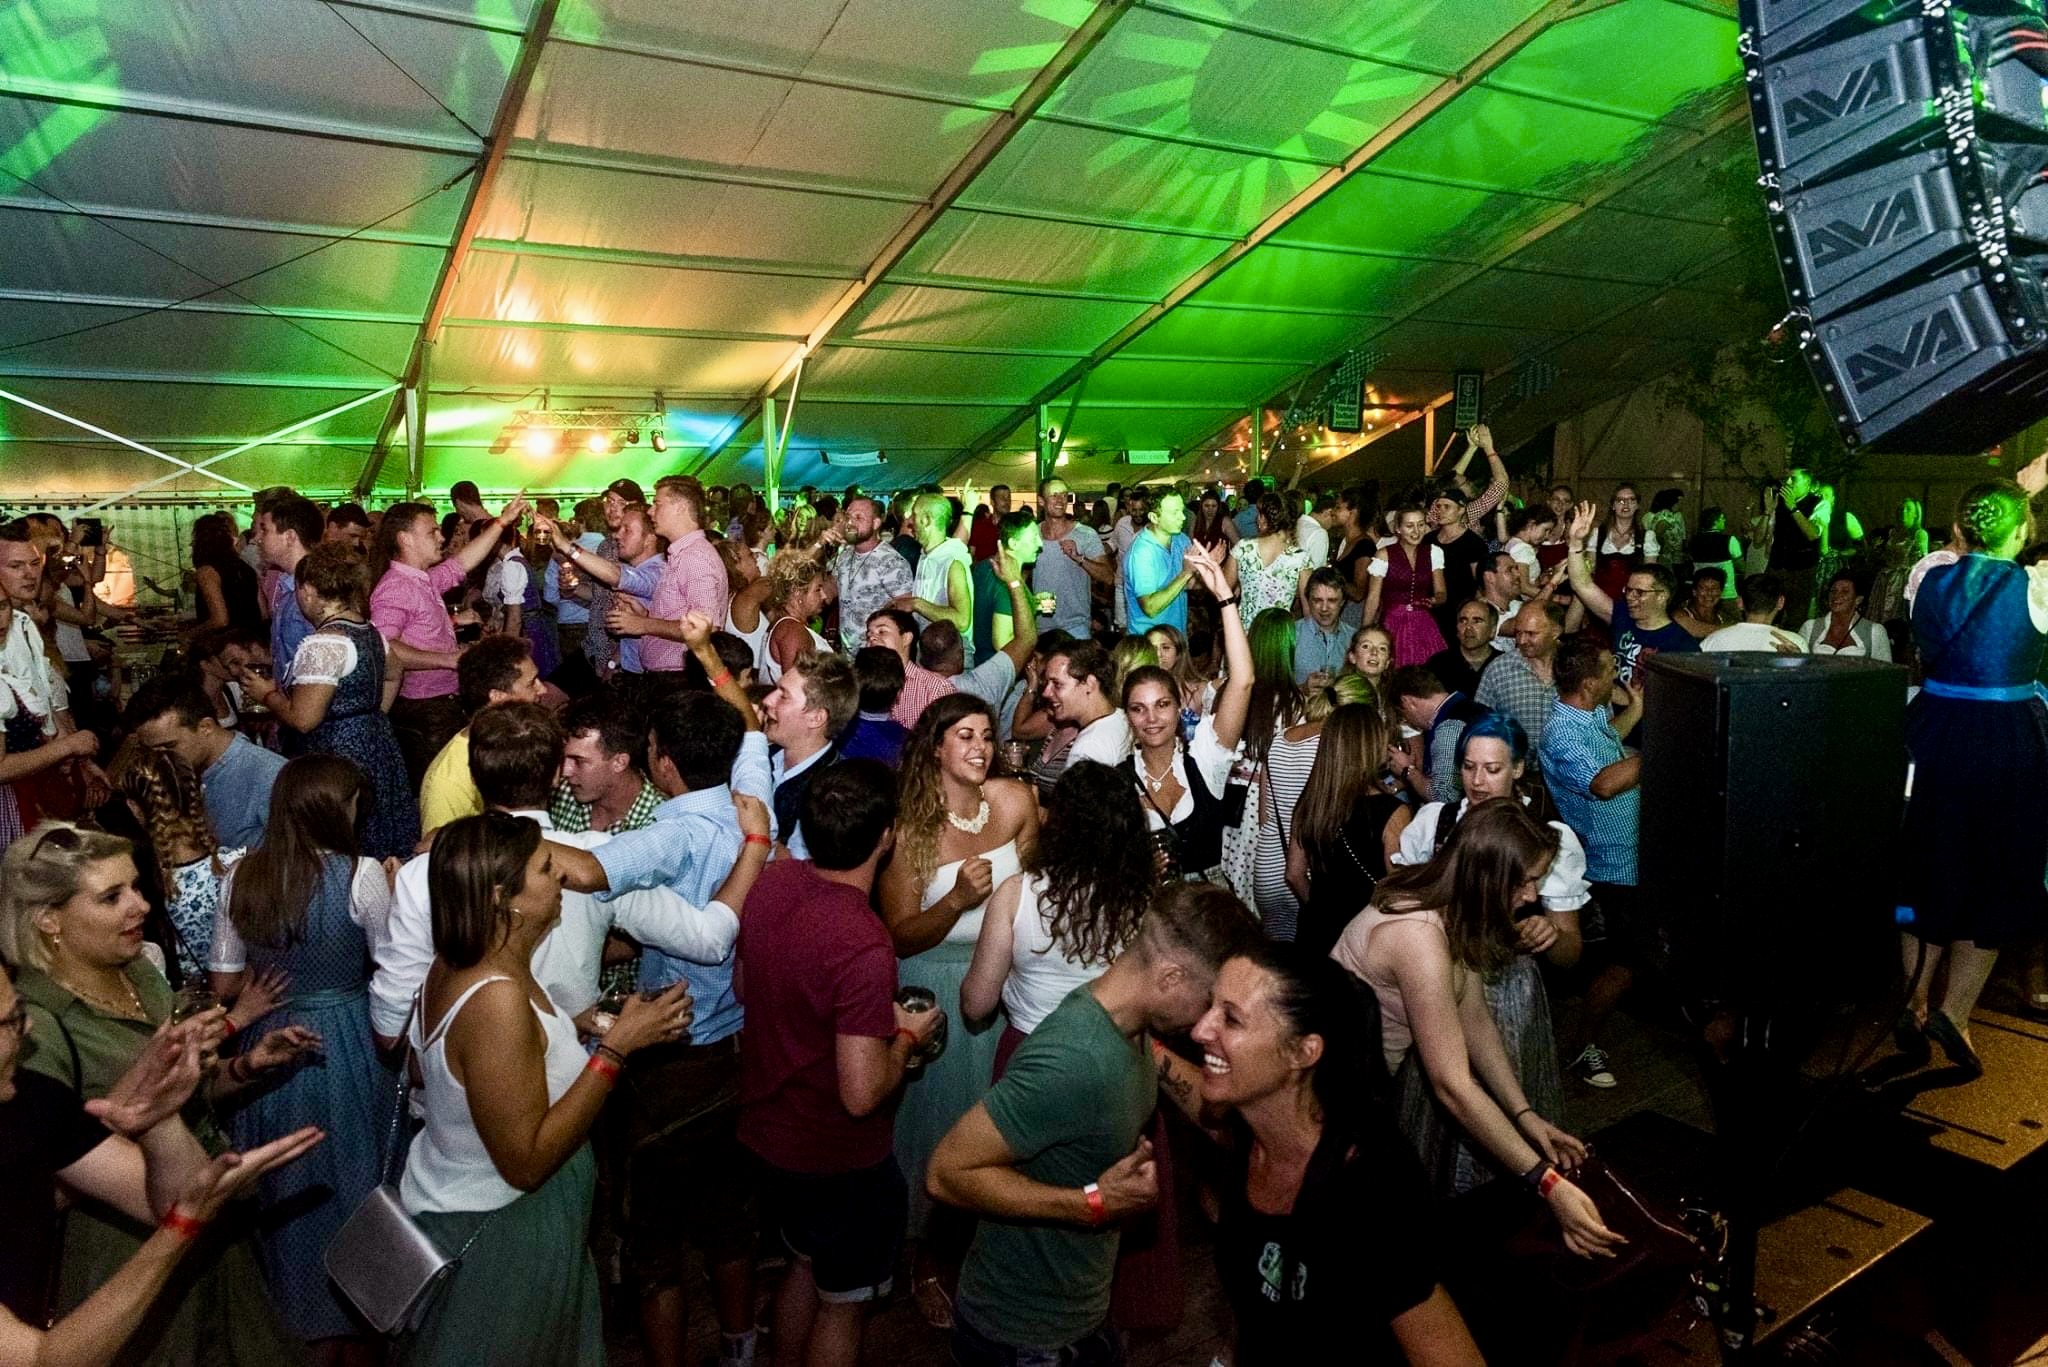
[[895, 986, 948, 1069], [170, 986, 218, 1025]]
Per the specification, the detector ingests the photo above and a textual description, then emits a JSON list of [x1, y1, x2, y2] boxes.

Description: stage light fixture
[[522, 428, 557, 456], [650, 430, 667, 453], [625, 428, 640, 445], [586, 431, 614, 455]]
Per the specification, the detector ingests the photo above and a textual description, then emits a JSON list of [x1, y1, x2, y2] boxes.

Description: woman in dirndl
[[1894, 462, 2048, 1076]]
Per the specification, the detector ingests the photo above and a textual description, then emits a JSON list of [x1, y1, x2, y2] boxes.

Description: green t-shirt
[[955, 987, 1157, 1349]]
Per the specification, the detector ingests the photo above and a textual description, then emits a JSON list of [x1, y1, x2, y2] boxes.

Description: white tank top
[[1001, 872, 1108, 1034], [725, 594, 767, 662], [920, 838, 1021, 945], [399, 975, 587, 1215], [754, 614, 830, 685]]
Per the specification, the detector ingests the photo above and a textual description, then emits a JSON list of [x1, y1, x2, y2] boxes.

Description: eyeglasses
[[1621, 586, 1665, 598]]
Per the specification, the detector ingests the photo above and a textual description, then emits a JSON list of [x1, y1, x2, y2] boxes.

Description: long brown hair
[[1291, 703, 1389, 869], [1027, 760, 1154, 968], [896, 693, 998, 890], [1371, 798, 1556, 976], [228, 754, 366, 948]]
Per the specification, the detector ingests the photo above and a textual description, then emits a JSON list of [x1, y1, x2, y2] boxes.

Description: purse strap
[[385, 986, 495, 1265], [379, 992, 420, 1187]]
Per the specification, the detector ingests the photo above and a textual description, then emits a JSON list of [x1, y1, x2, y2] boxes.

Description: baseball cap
[[604, 478, 645, 503]]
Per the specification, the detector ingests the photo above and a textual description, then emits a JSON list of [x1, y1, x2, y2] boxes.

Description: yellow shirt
[[419, 728, 483, 834]]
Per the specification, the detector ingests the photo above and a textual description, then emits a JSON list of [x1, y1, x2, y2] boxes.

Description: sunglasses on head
[[26, 825, 82, 860]]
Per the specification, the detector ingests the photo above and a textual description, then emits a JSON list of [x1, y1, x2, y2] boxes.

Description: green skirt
[[54, 1202, 303, 1367], [892, 940, 1008, 1237], [398, 1145, 605, 1367]]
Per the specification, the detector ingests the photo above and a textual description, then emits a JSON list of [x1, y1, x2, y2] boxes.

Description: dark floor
[[608, 954, 2048, 1366]]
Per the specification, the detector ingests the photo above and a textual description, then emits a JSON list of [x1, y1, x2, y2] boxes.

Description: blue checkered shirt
[[1538, 698, 1638, 885]]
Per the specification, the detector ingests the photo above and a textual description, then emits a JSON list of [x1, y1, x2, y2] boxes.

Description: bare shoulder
[[988, 777, 1036, 820]]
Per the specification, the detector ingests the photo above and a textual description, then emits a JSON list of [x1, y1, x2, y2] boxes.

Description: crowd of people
[[0, 431, 2043, 1367]]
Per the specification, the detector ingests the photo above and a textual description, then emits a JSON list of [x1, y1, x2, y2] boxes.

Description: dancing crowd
[[1, 430, 2044, 1367]]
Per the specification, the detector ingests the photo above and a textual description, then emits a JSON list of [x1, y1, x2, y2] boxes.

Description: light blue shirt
[[1539, 699, 1638, 885], [270, 572, 312, 686], [550, 533, 605, 626], [200, 734, 287, 851], [613, 555, 664, 675], [1124, 531, 1191, 635], [593, 732, 772, 1043], [1292, 619, 1356, 684]]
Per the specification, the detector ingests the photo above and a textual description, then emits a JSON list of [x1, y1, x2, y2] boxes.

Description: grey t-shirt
[[1031, 524, 1103, 639]]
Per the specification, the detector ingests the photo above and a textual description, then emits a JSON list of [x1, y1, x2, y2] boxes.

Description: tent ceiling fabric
[[0, 0, 1760, 500]]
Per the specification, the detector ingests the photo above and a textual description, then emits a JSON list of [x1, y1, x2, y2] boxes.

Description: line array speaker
[[1741, 0, 2048, 451]]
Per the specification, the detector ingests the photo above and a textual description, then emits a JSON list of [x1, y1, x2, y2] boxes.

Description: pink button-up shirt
[[889, 659, 956, 730], [641, 530, 729, 673], [370, 558, 467, 699]]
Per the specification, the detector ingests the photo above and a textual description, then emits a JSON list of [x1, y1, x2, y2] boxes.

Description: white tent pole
[[0, 387, 251, 494], [74, 383, 400, 513]]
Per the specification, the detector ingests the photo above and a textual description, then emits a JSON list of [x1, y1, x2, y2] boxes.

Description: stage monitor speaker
[[1740, 0, 2048, 451], [1639, 654, 1907, 1014]]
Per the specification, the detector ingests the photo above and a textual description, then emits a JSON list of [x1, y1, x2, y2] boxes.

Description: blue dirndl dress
[[1897, 555, 2048, 949]]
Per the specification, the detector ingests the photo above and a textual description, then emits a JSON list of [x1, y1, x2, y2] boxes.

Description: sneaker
[[1569, 1044, 1617, 1089]]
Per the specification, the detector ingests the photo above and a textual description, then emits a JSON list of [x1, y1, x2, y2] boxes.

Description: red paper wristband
[[708, 670, 733, 690], [218, 1017, 238, 1039], [894, 1027, 919, 1049], [1536, 1167, 1563, 1199], [743, 833, 773, 848], [586, 1052, 622, 1083], [1083, 1182, 1107, 1225], [160, 1207, 207, 1242]]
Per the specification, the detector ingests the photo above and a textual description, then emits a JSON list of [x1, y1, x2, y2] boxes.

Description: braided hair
[[1954, 479, 2032, 555]]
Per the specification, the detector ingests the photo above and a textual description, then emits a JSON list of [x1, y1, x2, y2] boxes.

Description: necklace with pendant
[[1141, 750, 1176, 793], [58, 968, 145, 1019], [945, 793, 991, 834]]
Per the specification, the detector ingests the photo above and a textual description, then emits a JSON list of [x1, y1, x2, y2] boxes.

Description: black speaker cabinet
[[1639, 653, 1907, 1012], [1740, 0, 2048, 451]]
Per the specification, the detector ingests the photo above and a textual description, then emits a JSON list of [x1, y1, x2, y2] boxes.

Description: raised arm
[[990, 546, 1039, 673], [1563, 502, 1614, 624], [449, 495, 529, 578], [538, 516, 622, 589], [1186, 543, 1251, 750]]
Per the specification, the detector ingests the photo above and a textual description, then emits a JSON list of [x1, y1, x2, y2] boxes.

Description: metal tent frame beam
[[936, 0, 1627, 482], [0, 388, 251, 494], [1171, 103, 1751, 468], [355, 0, 563, 497], [689, 0, 1139, 475]]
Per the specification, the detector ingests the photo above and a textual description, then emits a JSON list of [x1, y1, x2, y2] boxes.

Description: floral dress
[[1230, 537, 1312, 624], [164, 847, 246, 981]]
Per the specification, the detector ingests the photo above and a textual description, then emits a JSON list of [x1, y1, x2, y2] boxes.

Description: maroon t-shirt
[[737, 859, 899, 1173]]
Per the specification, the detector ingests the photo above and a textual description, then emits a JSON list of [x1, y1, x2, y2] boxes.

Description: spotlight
[[586, 431, 614, 455], [521, 428, 557, 457], [625, 428, 640, 445], [650, 430, 667, 454]]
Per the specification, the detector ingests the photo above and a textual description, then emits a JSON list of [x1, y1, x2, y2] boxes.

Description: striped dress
[[1252, 726, 1322, 941]]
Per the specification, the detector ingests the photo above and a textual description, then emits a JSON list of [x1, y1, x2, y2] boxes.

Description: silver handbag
[[324, 995, 490, 1335]]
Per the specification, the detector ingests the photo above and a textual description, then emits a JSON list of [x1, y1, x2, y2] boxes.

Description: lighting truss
[[489, 403, 664, 456]]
